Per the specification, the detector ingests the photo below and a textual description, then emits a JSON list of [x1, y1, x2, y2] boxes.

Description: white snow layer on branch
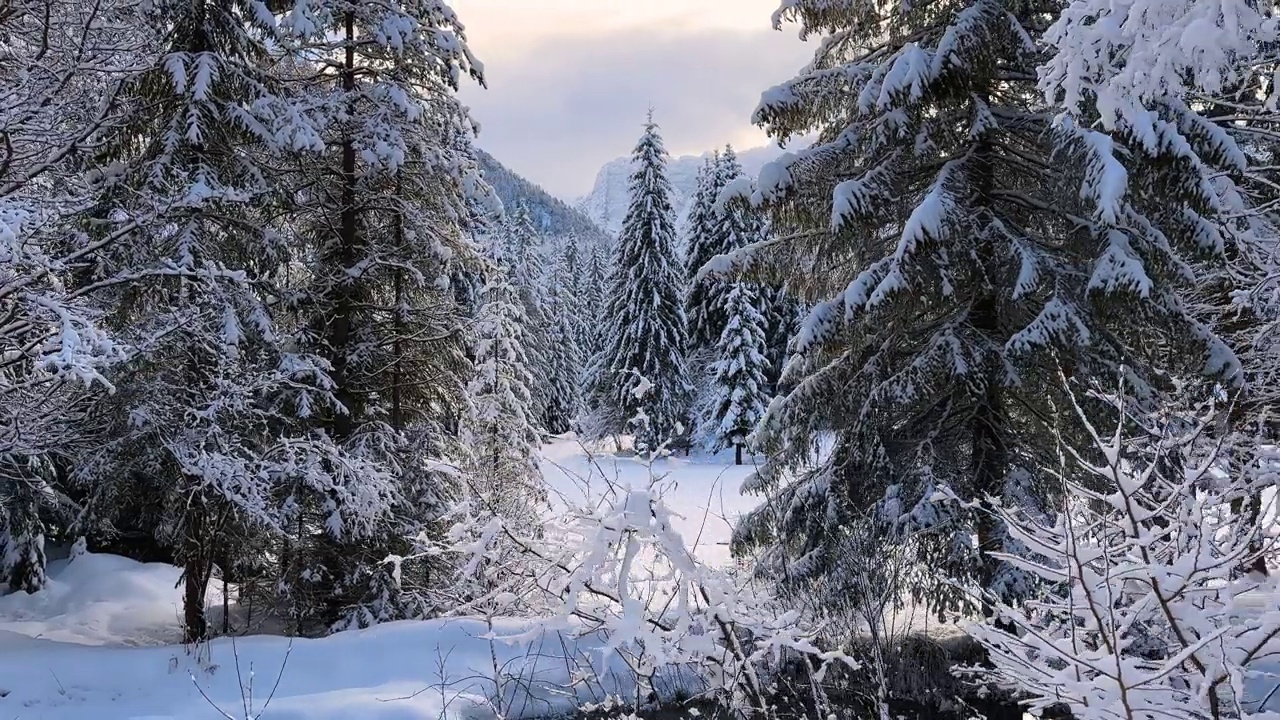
[[1042, 0, 1280, 126]]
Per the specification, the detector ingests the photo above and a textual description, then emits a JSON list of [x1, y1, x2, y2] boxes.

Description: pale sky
[[455, 1, 811, 199]]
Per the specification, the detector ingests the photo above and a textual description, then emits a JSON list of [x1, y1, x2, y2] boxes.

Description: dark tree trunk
[[391, 174, 404, 432], [221, 556, 230, 635], [735, 444, 743, 466], [183, 562, 208, 644], [329, 9, 360, 442], [312, 9, 362, 629], [970, 133, 1009, 608], [182, 503, 210, 644]]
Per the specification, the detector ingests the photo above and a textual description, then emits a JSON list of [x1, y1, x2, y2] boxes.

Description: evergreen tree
[[757, 283, 803, 397], [557, 232, 584, 317], [63, 0, 349, 641], [503, 202, 552, 430], [580, 241, 612, 361], [589, 115, 691, 452], [543, 239, 585, 434], [1045, 0, 1280, 579], [686, 149, 777, 450], [686, 147, 763, 357], [274, 0, 484, 632], [731, 0, 1245, 612], [706, 282, 770, 465], [462, 258, 544, 535], [683, 154, 725, 354]]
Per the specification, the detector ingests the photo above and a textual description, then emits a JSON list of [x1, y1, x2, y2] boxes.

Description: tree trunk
[[182, 503, 210, 644], [970, 131, 1009, 609], [183, 560, 208, 644], [221, 563, 230, 635], [735, 443, 743, 466], [313, 8, 361, 629], [391, 174, 404, 432], [329, 9, 359, 442]]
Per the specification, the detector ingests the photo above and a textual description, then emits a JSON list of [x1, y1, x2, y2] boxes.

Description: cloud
[[458, 25, 811, 200]]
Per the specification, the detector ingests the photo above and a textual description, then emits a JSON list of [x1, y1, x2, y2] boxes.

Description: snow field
[[0, 439, 753, 719], [539, 436, 760, 568], [5, 439, 1272, 718], [0, 553, 645, 719]]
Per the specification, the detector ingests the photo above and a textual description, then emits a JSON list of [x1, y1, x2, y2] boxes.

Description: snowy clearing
[[3, 440, 1276, 719], [0, 553, 636, 720], [0, 440, 748, 720], [540, 435, 760, 568]]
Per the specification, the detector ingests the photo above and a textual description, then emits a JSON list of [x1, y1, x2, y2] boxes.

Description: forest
[[0, 0, 1277, 719]]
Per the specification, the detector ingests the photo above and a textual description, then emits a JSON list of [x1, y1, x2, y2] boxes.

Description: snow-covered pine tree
[[461, 254, 545, 536], [1043, 0, 1280, 577], [502, 202, 552, 431], [62, 0, 360, 642], [688, 147, 766, 358], [683, 153, 726, 355], [757, 283, 803, 397], [274, 0, 484, 632], [451, 139, 505, 327], [729, 0, 1246, 613], [556, 232, 585, 320], [589, 115, 692, 453], [579, 240, 612, 361], [707, 147, 761, 257], [706, 282, 770, 465], [542, 238, 584, 434]]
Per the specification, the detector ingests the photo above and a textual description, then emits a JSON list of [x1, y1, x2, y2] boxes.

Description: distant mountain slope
[[576, 144, 787, 239], [475, 148, 610, 247]]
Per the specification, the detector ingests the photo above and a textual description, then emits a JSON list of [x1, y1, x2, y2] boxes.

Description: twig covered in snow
[[968, 381, 1280, 720]]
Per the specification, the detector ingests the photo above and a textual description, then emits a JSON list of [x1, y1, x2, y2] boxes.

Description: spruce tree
[[1045, 0, 1279, 578], [557, 232, 585, 320], [462, 256, 544, 535], [686, 147, 763, 357], [275, 0, 483, 631], [706, 282, 771, 465], [503, 203, 552, 430], [589, 116, 692, 452], [687, 149, 777, 450], [757, 283, 803, 397], [732, 0, 1244, 611], [543, 239, 585, 434], [67, 0, 342, 640], [684, 154, 726, 354], [580, 242, 612, 361]]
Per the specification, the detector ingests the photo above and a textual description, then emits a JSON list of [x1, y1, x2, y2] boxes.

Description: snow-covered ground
[[3, 439, 1275, 719], [540, 435, 760, 568], [0, 439, 753, 720], [0, 553, 642, 720]]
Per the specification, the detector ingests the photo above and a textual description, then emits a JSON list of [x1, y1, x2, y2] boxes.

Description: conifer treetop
[[591, 115, 691, 450]]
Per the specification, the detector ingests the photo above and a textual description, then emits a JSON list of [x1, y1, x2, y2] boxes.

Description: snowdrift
[[0, 552, 630, 719]]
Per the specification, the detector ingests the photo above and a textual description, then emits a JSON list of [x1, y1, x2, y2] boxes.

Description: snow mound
[[0, 617, 627, 719], [0, 550, 630, 719], [0, 552, 226, 647]]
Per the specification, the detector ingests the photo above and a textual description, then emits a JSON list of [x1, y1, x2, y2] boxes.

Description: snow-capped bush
[[969, 386, 1280, 720]]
